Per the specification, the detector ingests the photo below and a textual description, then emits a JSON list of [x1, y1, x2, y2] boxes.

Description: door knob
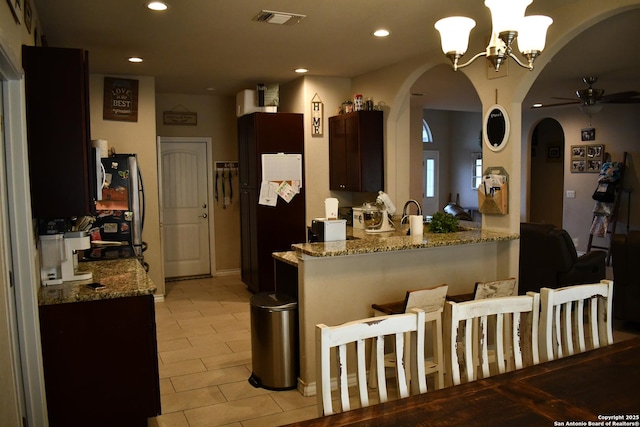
[[199, 213, 208, 219]]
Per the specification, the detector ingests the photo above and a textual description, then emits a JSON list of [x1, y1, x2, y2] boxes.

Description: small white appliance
[[310, 219, 346, 242], [39, 231, 93, 286]]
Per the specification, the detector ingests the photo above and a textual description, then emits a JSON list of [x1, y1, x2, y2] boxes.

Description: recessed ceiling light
[[128, 57, 143, 63], [373, 29, 390, 37], [295, 68, 308, 74], [147, 1, 168, 11], [206, 87, 216, 91], [533, 103, 543, 108]]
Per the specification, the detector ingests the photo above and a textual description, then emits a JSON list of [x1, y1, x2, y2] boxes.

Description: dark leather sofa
[[611, 231, 640, 322], [518, 222, 606, 294]]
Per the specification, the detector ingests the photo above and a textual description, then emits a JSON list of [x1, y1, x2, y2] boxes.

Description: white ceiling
[[33, 1, 640, 112]]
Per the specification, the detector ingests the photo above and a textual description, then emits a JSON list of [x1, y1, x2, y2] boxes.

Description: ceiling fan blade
[[601, 90, 640, 102], [606, 98, 640, 104], [531, 101, 581, 109], [551, 96, 579, 101]]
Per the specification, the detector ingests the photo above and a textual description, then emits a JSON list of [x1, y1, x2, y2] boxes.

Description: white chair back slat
[[337, 344, 349, 411], [494, 313, 505, 373], [589, 297, 599, 349], [355, 339, 368, 407], [511, 312, 524, 370], [539, 280, 614, 363], [373, 335, 387, 401], [478, 315, 490, 379], [447, 294, 539, 386], [316, 309, 426, 417]]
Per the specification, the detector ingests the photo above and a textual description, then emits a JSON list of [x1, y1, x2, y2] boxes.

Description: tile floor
[[148, 275, 318, 427], [148, 274, 640, 427]]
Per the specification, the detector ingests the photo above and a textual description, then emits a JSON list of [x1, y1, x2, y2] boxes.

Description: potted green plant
[[428, 212, 459, 233]]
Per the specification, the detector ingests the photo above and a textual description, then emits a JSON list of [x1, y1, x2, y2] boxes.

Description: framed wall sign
[[311, 93, 323, 137], [483, 104, 510, 152], [103, 77, 139, 122], [163, 111, 197, 126]]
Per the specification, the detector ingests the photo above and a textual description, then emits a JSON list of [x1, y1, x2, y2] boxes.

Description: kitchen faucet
[[401, 199, 422, 224]]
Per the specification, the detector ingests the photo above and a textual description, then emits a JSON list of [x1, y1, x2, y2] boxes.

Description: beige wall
[[524, 104, 640, 252], [281, 76, 357, 224], [89, 75, 164, 295], [155, 93, 240, 273]]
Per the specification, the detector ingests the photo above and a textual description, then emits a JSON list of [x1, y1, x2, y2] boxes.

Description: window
[[422, 119, 433, 143], [472, 152, 483, 189], [425, 158, 435, 198]]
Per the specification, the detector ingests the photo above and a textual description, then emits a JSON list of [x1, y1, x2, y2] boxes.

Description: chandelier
[[434, 0, 552, 72]]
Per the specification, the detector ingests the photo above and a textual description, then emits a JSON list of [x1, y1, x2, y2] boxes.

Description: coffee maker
[[40, 231, 93, 285]]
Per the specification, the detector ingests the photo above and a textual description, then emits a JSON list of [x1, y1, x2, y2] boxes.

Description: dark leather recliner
[[518, 222, 607, 294], [611, 231, 640, 322]]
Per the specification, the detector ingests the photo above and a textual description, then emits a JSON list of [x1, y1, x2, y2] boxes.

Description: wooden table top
[[285, 337, 640, 426]]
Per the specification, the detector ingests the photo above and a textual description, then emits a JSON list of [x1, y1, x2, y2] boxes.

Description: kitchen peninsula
[[38, 259, 160, 426], [289, 224, 519, 396]]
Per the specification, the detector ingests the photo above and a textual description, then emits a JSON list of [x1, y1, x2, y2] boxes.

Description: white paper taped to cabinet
[[261, 154, 302, 191]]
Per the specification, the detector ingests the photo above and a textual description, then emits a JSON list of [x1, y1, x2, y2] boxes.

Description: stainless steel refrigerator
[[88, 154, 147, 267]]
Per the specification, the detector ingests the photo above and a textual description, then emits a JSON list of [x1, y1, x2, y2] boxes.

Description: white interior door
[[161, 140, 212, 278], [423, 150, 439, 216]]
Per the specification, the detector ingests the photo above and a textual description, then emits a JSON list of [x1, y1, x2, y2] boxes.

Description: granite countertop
[[38, 258, 156, 306], [292, 224, 519, 258], [273, 251, 299, 266]]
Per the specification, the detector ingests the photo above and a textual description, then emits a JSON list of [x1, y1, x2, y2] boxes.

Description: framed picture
[[571, 160, 586, 173], [587, 144, 604, 160], [571, 145, 586, 160], [571, 145, 586, 173], [23, 0, 32, 32], [571, 144, 604, 173], [587, 160, 602, 172], [6, 0, 23, 24], [581, 127, 596, 141], [548, 146, 561, 159]]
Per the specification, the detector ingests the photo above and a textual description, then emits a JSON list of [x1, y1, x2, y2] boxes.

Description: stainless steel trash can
[[248, 292, 298, 390]]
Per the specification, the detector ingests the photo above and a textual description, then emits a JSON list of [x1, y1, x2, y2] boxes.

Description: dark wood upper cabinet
[[329, 110, 384, 192], [22, 45, 96, 219]]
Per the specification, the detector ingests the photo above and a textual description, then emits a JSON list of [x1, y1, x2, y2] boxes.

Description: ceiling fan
[[535, 76, 640, 109]]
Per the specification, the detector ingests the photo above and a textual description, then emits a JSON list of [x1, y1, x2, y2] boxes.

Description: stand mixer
[[364, 191, 396, 233]]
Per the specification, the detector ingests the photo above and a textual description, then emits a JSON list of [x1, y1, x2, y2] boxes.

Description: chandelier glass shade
[[435, 0, 552, 72]]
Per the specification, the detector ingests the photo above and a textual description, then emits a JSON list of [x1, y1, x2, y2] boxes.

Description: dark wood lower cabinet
[[39, 295, 161, 427]]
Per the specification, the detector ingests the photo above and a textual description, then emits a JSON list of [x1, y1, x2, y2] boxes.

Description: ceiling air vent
[[252, 10, 306, 25]]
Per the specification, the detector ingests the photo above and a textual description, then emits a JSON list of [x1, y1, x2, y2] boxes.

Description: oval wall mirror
[[483, 104, 509, 152]]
